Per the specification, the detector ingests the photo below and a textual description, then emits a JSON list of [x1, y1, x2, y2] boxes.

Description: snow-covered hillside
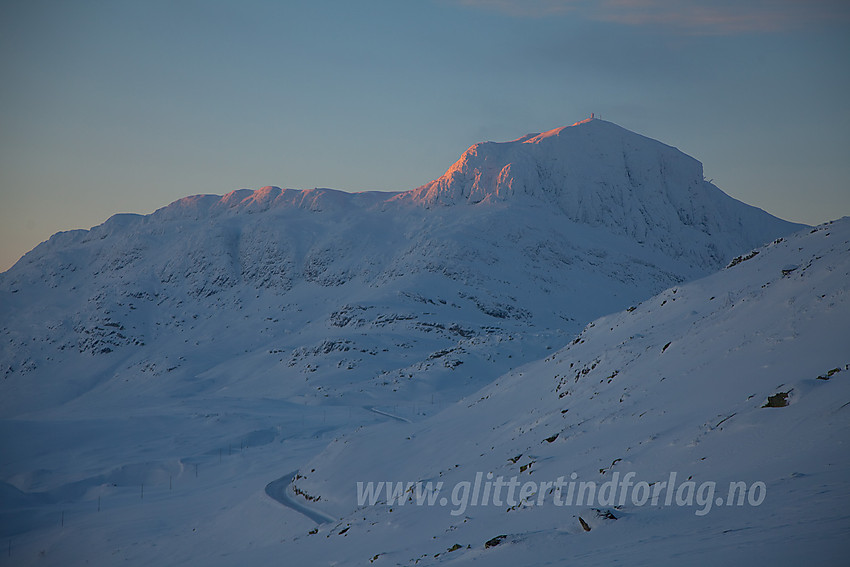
[[281, 218, 850, 566], [0, 119, 813, 565]]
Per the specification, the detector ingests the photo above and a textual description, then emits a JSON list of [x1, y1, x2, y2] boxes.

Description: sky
[[1, 0, 849, 272]]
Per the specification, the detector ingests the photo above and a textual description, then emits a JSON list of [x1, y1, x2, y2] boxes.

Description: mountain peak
[[401, 119, 798, 267], [405, 118, 689, 208], [521, 116, 615, 143]]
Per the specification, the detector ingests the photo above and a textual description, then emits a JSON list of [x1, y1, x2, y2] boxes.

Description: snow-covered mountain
[[0, 119, 813, 565], [0, 119, 798, 416], [405, 119, 789, 269]]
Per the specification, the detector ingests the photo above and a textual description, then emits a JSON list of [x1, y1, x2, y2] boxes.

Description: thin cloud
[[454, 0, 581, 18], [454, 0, 850, 34]]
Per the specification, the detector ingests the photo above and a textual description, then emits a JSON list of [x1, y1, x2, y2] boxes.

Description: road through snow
[[366, 406, 411, 423], [264, 470, 336, 524]]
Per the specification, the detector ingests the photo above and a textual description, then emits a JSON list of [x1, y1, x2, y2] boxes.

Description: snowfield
[[2, 119, 841, 565]]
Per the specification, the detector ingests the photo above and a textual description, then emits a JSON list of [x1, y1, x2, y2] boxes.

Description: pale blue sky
[[2, 0, 849, 271]]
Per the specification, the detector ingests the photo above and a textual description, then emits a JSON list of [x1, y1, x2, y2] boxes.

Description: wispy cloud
[[453, 0, 850, 34], [454, 0, 582, 18]]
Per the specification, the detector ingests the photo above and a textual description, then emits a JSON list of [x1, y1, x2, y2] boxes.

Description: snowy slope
[[285, 219, 850, 566], [0, 119, 809, 565]]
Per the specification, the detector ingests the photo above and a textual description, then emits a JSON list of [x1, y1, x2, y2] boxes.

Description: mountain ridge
[[13, 118, 799, 276]]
